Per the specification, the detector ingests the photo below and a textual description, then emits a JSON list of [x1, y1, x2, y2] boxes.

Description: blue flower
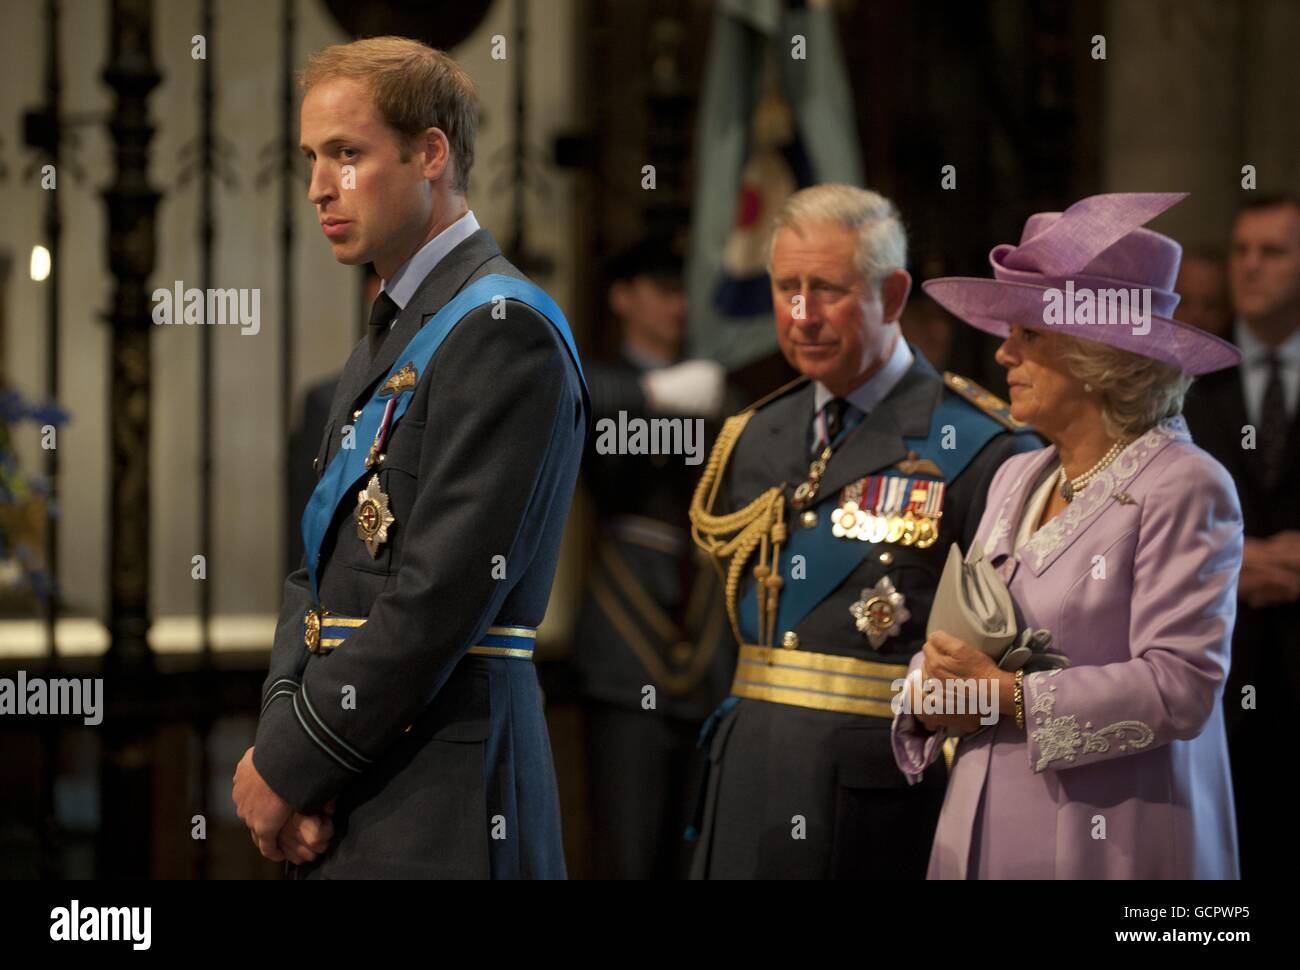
[[28, 400, 71, 427], [0, 390, 24, 423]]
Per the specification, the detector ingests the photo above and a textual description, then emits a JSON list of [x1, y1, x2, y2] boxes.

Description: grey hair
[[767, 184, 908, 286], [1055, 333, 1194, 439]]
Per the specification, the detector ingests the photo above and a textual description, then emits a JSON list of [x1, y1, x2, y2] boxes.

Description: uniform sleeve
[[252, 301, 584, 811], [1022, 451, 1242, 774], [256, 563, 315, 723], [258, 373, 351, 726]]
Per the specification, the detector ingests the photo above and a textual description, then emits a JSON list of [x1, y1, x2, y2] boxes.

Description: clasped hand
[[906, 630, 1016, 735], [232, 747, 335, 864]]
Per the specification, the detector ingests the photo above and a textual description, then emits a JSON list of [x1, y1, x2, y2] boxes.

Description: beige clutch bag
[[926, 543, 1018, 660], [926, 543, 1067, 672]]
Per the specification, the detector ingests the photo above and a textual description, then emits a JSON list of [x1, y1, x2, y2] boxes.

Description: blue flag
[[686, 0, 864, 370]]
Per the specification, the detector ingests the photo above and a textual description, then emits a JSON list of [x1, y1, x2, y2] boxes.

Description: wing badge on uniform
[[894, 450, 945, 478], [380, 361, 418, 397]]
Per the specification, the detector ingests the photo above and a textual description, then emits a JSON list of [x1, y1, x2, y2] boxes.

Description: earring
[[1084, 383, 1093, 392]]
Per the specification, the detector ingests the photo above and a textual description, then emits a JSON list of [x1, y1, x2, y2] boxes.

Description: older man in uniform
[[688, 184, 1040, 879], [231, 37, 588, 879]]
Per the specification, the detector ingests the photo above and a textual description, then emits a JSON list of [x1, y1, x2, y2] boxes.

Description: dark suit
[[572, 354, 735, 878], [253, 229, 587, 878], [691, 349, 1041, 879], [1184, 369, 1300, 880]]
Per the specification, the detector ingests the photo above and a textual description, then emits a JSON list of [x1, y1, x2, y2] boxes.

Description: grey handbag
[[926, 543, 1068, 673]]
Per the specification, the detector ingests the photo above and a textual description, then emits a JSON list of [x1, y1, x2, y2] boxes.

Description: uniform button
[[353, 408, 362, 419], [879, 551, 894, 566], [781, 630, 799, 650], [312, 457, 319, 472]]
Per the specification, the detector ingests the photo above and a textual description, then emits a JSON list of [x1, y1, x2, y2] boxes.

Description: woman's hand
[[916, 631, 1015, 734]]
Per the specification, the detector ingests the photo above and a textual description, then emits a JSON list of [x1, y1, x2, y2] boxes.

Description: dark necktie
[[1258, 352, 1288, 490], [812, 397, 858, 457], [367, 291, 400, 359]]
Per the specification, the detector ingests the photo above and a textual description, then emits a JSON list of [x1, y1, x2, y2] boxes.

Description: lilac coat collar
[[980, 415, 1192, 577]]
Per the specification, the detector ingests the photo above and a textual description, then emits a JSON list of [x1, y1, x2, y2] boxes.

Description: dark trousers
[[583, 701, 702, 880]]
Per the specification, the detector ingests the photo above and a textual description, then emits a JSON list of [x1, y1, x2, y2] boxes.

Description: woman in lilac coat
[[892, 193, 1245, 878]]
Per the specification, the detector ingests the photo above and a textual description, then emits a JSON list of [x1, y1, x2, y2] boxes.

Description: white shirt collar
[[1234, 316, 1300, 366], [812, 332, 915, 417], [380, 210, 481, 317]]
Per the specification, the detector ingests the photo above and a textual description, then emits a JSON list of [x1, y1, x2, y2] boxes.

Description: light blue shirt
[[380, 210, 481, 324], [1234, 317, 1300, 426], [812, 330, 915, 427]]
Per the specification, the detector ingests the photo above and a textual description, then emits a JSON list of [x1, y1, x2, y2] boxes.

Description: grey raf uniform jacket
[[253, 229, 587, 879]]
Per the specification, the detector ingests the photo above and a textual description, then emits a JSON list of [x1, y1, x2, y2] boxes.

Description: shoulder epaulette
[[943, 371, 1033, 432]]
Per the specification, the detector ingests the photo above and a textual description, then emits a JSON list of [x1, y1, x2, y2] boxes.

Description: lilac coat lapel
[[979, 417, 1193, 578]]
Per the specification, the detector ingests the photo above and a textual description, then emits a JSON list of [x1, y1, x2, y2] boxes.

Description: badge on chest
[[355, 473, 396, 557], [353, 361, 417, 557]]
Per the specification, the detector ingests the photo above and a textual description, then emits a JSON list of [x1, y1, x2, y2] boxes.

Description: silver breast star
[[849, 575, 910, 649]]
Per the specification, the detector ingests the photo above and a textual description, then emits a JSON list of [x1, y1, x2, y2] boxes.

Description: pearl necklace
[[1057, 438, 1129, 501]]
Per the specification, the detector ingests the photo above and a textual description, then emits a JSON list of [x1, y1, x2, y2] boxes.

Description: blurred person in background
[[1175, 246, 1233, 338], [1183, 192, 1300, 880], [572, 236, 736, 879]]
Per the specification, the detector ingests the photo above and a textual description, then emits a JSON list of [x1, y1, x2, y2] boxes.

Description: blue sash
[[737, 393, 1005, 640], [302, 275, 588, 599]]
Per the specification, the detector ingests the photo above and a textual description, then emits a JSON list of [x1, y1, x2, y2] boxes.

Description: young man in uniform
[[232, 37, 588, 879]]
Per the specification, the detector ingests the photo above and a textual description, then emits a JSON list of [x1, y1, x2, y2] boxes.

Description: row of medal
[[831, 474, 944, 548]]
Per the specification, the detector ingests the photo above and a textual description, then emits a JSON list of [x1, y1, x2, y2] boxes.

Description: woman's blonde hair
[[299, 36, 479, 194], [1055, 333, 1193, 439]]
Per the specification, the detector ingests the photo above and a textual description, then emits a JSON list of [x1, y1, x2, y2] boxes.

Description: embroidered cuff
[[1025, 669, 1155, 773]]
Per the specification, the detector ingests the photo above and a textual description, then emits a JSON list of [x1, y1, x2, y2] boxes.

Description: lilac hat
[[922, 192, 1241, 375]]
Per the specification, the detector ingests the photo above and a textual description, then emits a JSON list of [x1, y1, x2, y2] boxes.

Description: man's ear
[[419, 127, 452, 183], [880, 268, 913, 323]]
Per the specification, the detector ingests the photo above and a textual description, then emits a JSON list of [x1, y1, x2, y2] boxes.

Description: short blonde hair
[[299, 36, 479, 194], [1056, 334, 1193, 439], [767, 184, 908, 286]]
